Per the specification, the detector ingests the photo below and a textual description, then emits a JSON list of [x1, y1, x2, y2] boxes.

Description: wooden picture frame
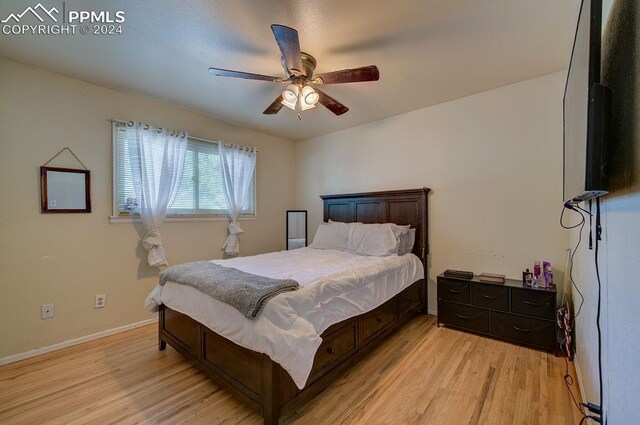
[[40, 166, 91, 213]]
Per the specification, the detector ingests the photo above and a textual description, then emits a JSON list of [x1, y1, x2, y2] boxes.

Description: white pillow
[[311, 223, 348, 250], [347, 224, 399, 256], [379, 223, 412, 255], [381, 223, 410, 241], [328, 219, 354, 243]]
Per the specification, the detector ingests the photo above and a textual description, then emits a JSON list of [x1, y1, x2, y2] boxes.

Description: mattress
[[145, 247, 424, 389]]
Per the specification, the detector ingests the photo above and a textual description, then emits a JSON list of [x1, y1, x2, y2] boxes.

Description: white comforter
[[145, 247, 424, 388]]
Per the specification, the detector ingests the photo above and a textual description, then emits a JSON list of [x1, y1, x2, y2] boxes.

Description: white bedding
[[145, 247, 424, 389]]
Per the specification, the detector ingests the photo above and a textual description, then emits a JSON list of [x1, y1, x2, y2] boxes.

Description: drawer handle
[[522, 300, 542, 307], [512, 326, 531, 333], [376, 317, 384, 323], [326, 348, 336, 355], [455, 314, 471, 320], [448, 289, 461, 294], [481, 294, 497, 300]]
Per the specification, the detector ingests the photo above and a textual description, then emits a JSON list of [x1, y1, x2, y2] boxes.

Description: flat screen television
[[563, 0, 612, 203]]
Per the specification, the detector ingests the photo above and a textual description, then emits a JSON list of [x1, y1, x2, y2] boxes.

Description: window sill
[[109, 215, 258, 224]]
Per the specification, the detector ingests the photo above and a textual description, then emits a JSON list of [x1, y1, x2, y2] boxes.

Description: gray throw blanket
[[160, 261, 299, 319]]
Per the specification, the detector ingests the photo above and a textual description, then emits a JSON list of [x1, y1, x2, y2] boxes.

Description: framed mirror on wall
[[40, 166, 91, 213], [286, 210, 307, 250]]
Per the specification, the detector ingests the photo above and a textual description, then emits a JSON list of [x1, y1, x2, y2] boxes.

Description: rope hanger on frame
[[42, 147, 89, 170]]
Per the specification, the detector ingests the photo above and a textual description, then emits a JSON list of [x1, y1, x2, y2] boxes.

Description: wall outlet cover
[[41, 303, 54, 319], [95, 294, 106, 308]]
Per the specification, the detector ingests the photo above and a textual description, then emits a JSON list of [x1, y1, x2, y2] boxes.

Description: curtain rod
[[108, 118, 258, 151]]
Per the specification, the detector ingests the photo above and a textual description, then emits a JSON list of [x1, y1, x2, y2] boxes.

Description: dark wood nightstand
[[437, 273, 558, 352]]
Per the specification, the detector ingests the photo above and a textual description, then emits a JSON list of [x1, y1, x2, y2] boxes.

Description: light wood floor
[[0, 316, 584, 424]]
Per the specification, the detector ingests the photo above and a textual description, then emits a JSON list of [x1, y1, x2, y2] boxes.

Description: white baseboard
[[0, 316, 158, 366], [573, 357, 595, 424], [0, 307, 438, 367]]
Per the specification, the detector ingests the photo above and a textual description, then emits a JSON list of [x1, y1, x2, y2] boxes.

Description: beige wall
[[0, 57, 296, 358], [296, 72, 569, 313]]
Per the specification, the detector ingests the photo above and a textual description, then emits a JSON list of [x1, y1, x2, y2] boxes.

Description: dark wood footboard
[[159, 278, 426, 425]]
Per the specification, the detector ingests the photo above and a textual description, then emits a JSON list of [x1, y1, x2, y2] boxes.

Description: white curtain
[[127, 122, 187, 266], [219, 143, 257, 256]]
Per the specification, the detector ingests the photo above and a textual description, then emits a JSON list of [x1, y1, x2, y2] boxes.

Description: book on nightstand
[[479, 273, 506, 284], [443, 269, 474, 280]]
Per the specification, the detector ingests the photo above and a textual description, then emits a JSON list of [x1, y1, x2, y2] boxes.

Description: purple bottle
[[543, 261, 552, 287]]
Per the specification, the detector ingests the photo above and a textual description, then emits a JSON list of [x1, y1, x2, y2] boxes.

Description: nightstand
[[437, 273, 558, 352]]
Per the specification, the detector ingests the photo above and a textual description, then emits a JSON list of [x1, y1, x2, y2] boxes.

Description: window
[[112, 122, 255, 217]]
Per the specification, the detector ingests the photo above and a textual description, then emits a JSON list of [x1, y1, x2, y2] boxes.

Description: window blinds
[[113, 122, 255, 216]]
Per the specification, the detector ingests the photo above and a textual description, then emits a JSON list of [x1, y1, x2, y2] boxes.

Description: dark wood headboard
[[320, 188, 430, 269]]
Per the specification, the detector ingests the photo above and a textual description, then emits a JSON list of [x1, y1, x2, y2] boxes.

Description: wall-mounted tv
[[563, 0, 612, 203]]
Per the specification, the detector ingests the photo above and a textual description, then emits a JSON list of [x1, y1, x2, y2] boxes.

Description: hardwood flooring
[[0, 316, 584, 424]]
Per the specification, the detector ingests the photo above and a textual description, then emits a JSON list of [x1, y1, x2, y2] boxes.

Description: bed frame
[[158, 188, 430, 424]]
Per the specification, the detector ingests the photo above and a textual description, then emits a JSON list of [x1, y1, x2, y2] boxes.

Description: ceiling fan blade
[[208, 67, 281, 82], [313, 65, 380, 84], [316, 88, 349, 116], [263, 95, 284, 115], [271, 24, 303, 74]]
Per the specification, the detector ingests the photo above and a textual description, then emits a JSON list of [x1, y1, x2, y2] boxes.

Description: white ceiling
[[0, 0, 579, 141]]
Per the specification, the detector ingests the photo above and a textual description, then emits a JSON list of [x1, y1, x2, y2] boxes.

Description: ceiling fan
[[208, 24, 380, 119]]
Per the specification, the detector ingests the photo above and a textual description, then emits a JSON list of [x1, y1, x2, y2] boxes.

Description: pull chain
[[296, 91, 303, 120]]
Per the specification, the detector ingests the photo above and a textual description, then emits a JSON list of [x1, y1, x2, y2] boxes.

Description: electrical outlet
[[95, 294, 106, 308], [41, 303, 54, 319]]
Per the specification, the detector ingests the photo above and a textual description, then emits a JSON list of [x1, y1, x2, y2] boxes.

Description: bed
[[152, 188, 430, 424]]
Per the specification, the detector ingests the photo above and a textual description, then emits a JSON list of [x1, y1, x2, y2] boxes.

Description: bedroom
[[0, 0, 638, 424]]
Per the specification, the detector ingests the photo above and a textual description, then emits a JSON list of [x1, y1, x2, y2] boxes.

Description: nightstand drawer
[[511, 288, 556, 319], [438, 300, 489, 334], [471, 283, 509, 311], [491, 312, 556, 351], [438, 278, 470, 304]]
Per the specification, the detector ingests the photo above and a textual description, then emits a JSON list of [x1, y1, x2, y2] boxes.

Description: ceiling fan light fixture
[[300, 102, 315, 111], [282, 84, 299, 103], [280, 97, 297, 110], [301, 85, 319, 106]]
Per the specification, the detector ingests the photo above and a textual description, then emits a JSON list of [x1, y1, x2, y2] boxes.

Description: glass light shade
[[300, 102, 315, 111], [282, 84, 299, 103], [280, 97, 297, 110], [301, 85, 319, 106]]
